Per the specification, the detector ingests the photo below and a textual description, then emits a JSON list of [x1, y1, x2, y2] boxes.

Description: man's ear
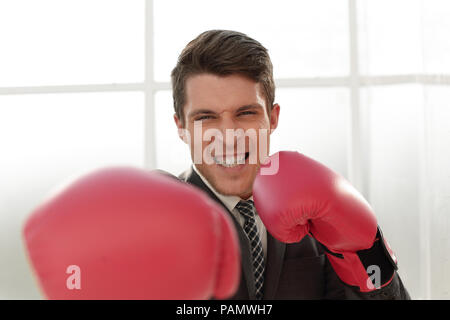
[[269, 103, 280, 134], [174, 113, 189, 144]]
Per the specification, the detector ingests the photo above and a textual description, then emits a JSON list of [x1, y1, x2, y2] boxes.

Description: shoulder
[[152, 169, 181, 181], [177, 167, 193, 182]]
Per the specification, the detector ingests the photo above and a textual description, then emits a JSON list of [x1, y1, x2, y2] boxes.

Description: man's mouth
[[213, 152, 250, 167]]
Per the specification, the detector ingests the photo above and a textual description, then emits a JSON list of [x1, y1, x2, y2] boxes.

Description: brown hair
[[171, 30, 275, 125]]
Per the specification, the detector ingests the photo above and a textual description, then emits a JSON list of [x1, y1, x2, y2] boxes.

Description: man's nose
[[215, 116, 246, 154], [217, 113, 238, 132]]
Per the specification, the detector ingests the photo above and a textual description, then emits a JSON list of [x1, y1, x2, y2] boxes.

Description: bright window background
[[153, 0, 349, 81], [0, 92, 145, 299], [361, 84, 423, 295], [0, 0, 145, 86], [154, 90, 192, 175], [1, 0, 450, 300], [357, 0, 423, 75], [270, 88, 349, 177], [425, 86, 450, 297]]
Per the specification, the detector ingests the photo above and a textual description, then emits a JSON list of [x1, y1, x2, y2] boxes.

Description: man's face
[[174, 73, 280, 199]]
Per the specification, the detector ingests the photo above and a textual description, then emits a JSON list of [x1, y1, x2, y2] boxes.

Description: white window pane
[[271, 88, 349, 178], [0, 0, 144, 86], [425, 86, 450, 299], [423, 1, 450, 74], [362, 84, 422, 298], [0, 92, 144, 299], [0, 92, 145, 177], [0, 91, 145, 200], [357, 0, 423, 75], [154, 91, 192, 176], [154, 0, 349, 81]]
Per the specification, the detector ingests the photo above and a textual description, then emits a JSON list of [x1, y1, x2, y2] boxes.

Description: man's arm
[[322, 249, 411, 300], [254, 151, 412, 298], [343, 272, 411, 300]]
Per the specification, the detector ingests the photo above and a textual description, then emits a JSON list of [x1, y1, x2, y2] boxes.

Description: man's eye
[[196, 115, 214, 121], [238, 111, 256, 116]]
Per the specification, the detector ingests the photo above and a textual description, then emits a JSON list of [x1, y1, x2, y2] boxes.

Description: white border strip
[[144, 0, 156, 170], [348, 0, 364, 194], [0, 83, 145, 95], [1, 75, 449, 96]]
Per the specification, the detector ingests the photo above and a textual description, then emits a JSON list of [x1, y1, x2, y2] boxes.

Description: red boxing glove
[[23, 168, 240, 299], [253, 151, 397, 292]]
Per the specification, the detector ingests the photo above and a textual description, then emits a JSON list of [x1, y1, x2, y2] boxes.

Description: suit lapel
[[263, 232, 286, 299], [178, 166, 286, 300], [179, 167, 256, 299]]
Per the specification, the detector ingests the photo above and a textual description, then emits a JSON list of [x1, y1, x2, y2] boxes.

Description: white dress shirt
[[192, 165, 267, 260]]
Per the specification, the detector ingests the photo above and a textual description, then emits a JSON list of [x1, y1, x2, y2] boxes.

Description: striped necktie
[[235, 200, 265, 300]]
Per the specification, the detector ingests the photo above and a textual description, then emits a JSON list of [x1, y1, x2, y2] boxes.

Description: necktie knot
[[235, 200, 256, 220]]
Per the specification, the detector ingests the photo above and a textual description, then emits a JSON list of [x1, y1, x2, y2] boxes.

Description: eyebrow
[[236, 104, 263, 112], [188, 109, 217, 119], [188, 104, 264, 119]]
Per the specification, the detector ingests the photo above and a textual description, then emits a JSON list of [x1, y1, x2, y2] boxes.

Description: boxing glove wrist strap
[[317, 227, 398, 292]]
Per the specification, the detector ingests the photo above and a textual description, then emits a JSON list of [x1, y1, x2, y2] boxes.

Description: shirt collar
[[192, 164, 253, 212]]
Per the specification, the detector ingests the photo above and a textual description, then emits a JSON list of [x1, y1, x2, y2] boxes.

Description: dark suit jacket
[[177, 166, 411, 300]]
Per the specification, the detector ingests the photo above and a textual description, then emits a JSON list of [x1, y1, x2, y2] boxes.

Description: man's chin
[[215, 183, 252, 199], [200, 163, 258, 199]]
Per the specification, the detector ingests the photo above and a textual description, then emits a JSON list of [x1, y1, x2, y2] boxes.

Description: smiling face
[[174, 73, 280, 199]]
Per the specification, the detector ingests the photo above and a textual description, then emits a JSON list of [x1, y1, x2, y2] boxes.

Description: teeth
[[214, 154, 246, 167]]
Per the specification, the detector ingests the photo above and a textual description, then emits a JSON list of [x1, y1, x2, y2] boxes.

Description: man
[[171, 29, 410, 299]]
